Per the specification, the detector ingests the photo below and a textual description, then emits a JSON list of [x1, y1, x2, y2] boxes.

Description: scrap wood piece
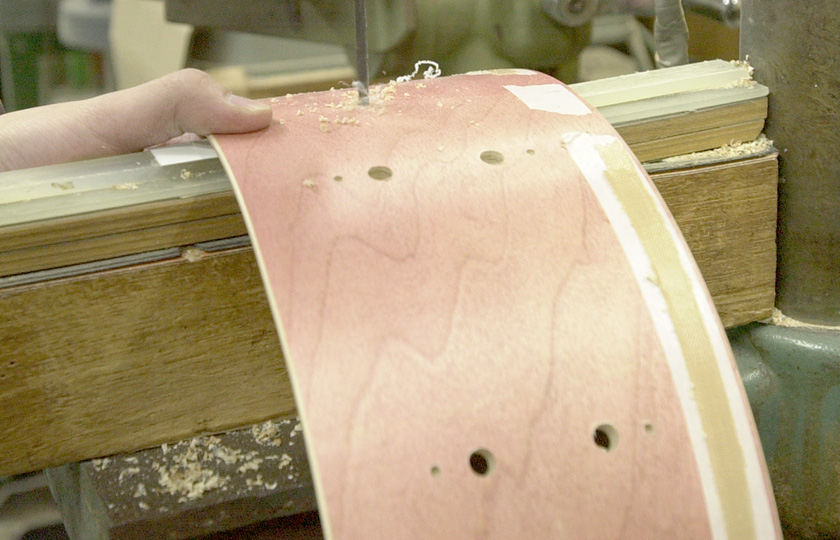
[[212, 70, 780, 538], [46, 418, 315, 540]]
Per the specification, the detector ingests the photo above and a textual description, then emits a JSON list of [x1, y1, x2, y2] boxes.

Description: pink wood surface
[[212, 71, 780, 539]]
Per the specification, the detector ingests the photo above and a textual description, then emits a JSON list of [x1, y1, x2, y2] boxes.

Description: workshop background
[[3, 0, 839, 539]]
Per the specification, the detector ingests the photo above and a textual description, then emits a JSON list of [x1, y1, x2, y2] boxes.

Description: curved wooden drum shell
[[212, 70, 780, 539]]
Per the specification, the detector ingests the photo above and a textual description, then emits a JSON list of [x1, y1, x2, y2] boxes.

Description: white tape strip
[[150, 140, 218, 166], [504, 84, 592, 116]]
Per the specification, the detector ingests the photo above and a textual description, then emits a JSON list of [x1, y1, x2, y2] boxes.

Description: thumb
[[107, 69, 273, 147], [152, 69, 273, 137]]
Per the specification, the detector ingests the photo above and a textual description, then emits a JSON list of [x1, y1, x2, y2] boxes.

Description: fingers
[[0, 69, 273, 171], [89, 68, 273, 153], [151, 69, 273, 138]]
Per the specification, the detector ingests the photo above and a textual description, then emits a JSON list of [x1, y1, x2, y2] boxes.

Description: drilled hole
[[469, 449, 496, 476], [480, 150, 504, 165], [431, 466, 441, 477], [526, 148, 536, 155], [593, 424, 619, 452], [644, 423, 654, 434], [333, 175, 343, 182], [368, 166, 393, 181]]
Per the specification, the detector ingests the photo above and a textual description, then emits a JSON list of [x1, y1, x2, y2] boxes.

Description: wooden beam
[[615, 98, 766, 146], [0, 247, 293, 476], [630, 118, 765, 163], [651, 152, 779, 327]]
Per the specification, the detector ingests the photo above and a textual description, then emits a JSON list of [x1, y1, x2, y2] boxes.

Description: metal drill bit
[[354, 0, 370, 105]]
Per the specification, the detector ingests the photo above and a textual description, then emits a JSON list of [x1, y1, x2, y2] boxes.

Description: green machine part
[[731, 324, 840, 540]]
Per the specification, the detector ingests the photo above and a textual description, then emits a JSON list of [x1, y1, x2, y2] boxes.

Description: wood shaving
[[251, 420, 284, 446], [92, 457, 112, 471], [769, 308, 840, 330], [237, 458, 263, 474], [246, 475, 265, 488], [112, 183, 139, 190], [181, 247, 206, 263], [133, 483, 147, 498], [118, 467, 140, 482], [180, 169, 193, 180]]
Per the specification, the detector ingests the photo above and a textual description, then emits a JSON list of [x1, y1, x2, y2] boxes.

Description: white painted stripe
[[562, 132, 727, 540], [621, 148, 779, 539]]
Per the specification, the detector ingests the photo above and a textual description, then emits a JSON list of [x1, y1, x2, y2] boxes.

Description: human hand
[[0, 69, 272, 172]]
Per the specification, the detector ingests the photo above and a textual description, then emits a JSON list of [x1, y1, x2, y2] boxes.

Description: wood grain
[[615, 98, 767, 146], [0, 191, 240, 253], [213, 71, 779, 538], [0, 213, 247, 277], [652, 153, 779, 327], [0, 247, 293, 476], [629, 119, 766, 162]]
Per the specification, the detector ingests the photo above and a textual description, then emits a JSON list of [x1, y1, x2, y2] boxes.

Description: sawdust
[[181, 247, 206, 263], [661, 134, 774, 163], [96, 419, 305, 512], [237, 458, 263, 474], [112, 183, 139, 190], [92, 457, 112, 471], [149, 434, 271, 502], [731, 57, 755, 78], [768, 307, 840, 330], [152, 438, 233, 501], [251, 420, 284, 446], [118, 467, 140, 482], [278, 454, 293, 470]]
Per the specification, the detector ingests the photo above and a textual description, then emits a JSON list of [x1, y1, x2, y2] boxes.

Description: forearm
[[0, 69, 271, 172]]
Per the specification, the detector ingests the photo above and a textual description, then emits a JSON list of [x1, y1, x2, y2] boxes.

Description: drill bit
[[354, 0, 370, 105]]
